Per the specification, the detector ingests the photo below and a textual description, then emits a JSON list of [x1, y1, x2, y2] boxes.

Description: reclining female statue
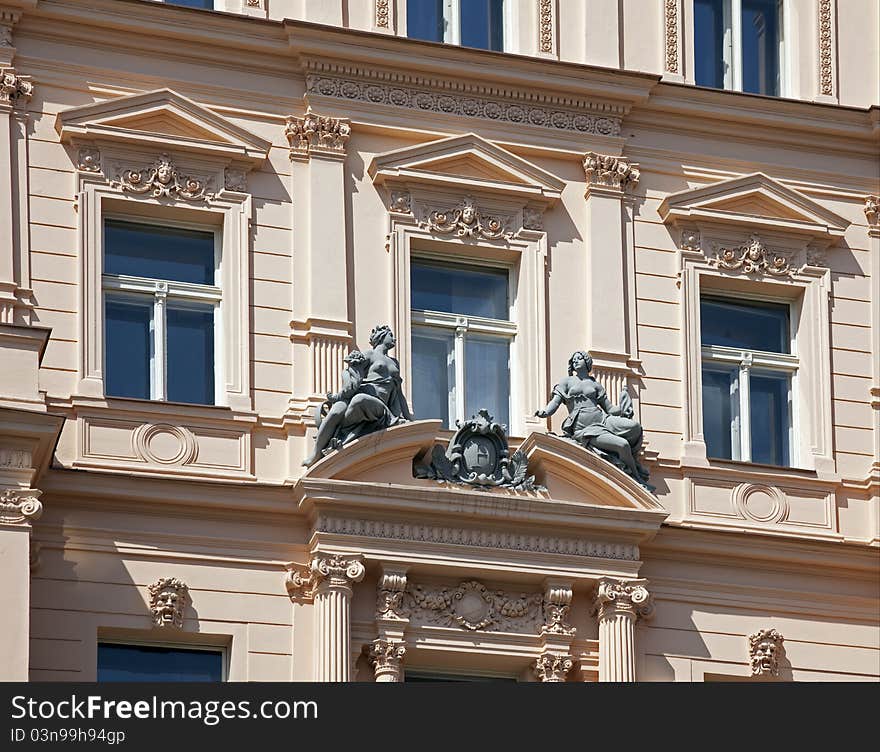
[[303, 324, 412, 467], [536, 350, 652, 489]]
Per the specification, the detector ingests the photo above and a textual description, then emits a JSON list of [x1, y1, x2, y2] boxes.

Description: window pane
[[105, 220, 215, 285], [412, 328, 454, 426], [97, 644, 222, 682], [694, 0, 725, 88], [167, 1, 213, 8], [411, 262, 508, 319], [700, 298, 790, 353], [407, 0, 444, 42], [105, 299, 151, 399], [702, 365, 739, 460], [750, 370, 790, 465], [742, 0, 780, 96], [465, 337, 509, 427], [167, 305, 215, 405], [461, 0, 505, 51]]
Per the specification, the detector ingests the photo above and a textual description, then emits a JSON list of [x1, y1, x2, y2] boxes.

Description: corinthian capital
[[0, 488, 42, 525], [0, 67, 32, 105], [593, 577, 654, 622], [534, 653, 574, 682], [285, 110, 351, 159], [369, 639, 406, 681], [583, 152, 639, 191]]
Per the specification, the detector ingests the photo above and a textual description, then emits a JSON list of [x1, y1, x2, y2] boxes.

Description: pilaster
[[593, 577, 654, 682], [535, 579, 576, 682], [372, 564, 409, 682]]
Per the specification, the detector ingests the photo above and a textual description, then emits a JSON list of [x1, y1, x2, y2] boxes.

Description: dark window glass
[[700, 298, 790, 353], [167, 306, 214, 405], [702, 365, 737, 460], [406, 672, 516, 682], [105, 299, 151, 399], [742, 0, 780, 95], [98, 644, 222, 682], [694, 0, 726, 88], [465, 337, 509, 426], [412, 328, 453, 425], [167, 0, 213, 8], [407, 0, 444, 42], [105, 220, 215, 285], [461, 0, 504, 51], [411, 262, 508, 319], [749, 370, 789, 465]]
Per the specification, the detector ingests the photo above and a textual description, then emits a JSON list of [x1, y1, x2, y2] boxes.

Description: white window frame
[[97, 639, 228, 682], [408, 0, 510, 52], [102, 216, 223, 404], [698, 0, 786, 96], [410, 255, 516, 428], [699, 292, 798, 465]]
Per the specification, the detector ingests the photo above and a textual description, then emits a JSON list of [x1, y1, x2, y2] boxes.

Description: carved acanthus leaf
[[285, 111, 351, 158], [534, 653, 574, 682], [0, 488, 42, 524], [542, 584, 576, 637], [148, 576, 188, 629], [376, 570, 408, 620], [584, 152, 640, 190], [594, 578, 654, 621], [0, 67, 32, 104]]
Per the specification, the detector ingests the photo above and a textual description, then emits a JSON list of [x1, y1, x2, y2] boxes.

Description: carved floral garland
[[421, 196, 511, 240], [112, 154, 211, 201], [710, 235, 793, 277]]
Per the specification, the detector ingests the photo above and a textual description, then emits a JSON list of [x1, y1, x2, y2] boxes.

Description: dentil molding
[[148, 576, 188, 629]]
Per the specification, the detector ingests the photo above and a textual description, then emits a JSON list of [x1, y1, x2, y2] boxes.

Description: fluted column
[[286, 553, 365, 682], [593, 577, 654, 682]]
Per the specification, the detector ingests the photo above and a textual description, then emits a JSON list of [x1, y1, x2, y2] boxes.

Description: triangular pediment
[[658, 173, 848, 240], [368, 133, 564, 202], [56, 89, 270, 164]]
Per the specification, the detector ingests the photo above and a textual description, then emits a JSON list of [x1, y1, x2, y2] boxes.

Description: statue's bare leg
[[303, 402, 347, 466], [591, 434, 639, 478]]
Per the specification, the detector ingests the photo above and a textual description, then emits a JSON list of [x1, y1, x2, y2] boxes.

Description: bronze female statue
[[536, 351, 652, 489]]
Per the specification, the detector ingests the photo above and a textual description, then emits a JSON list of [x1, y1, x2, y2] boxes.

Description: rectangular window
[[103, 219, 220, 405], [407, 0, 505, 51], [694, 0, 782, 96], [97, 643, 224, 682], [165, 1, 214, 8], [700, 296, 795, 466], [410, 260, 513, 428]]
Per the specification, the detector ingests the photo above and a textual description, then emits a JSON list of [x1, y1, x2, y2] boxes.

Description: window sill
[[705, 457, 817, 477], [65, 394, 258, 425]]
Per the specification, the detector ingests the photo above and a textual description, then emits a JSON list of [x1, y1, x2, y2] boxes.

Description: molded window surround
[[77, 181, 253, 412]]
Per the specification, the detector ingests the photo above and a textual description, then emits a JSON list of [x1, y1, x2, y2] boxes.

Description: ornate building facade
[[0, 0, 877, 682]]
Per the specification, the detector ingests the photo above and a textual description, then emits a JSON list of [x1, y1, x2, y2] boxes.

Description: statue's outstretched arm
[[535, 393, 563, 418]]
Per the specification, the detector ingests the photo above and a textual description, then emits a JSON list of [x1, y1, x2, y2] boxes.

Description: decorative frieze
[[534, 653, 574, 682], [420, 197, 512, 241], [541, 583, 575, 637], [369, 639, 405, 682], [583, 152, 640, 191], [306, 73, 621, 137], [148, 577, 188, 629], [0, 488, 42, 524], [664, 0, 680, 74], [285, 111, 351, 159], [0, 67, 32, 104], [404, 580, 543, 633], [315, 515, 641, 561], [749, 628, 784, 677], [818, 0, 834, 96], [374, 0, 390, 29], [110, 154, 212, 201], [709, 235, 794, 277], [0, 448, 30, 468]]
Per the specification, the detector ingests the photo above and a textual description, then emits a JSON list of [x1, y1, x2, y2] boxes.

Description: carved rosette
[[818, 0, 834, 96], [0, 488, 43, 525], [111, 154, 212, 201], [369, 639, 406, 681], [375, 0, 390, 29], [542, 584, 575, 637], [710, 235, 793, 277], [538, 0, 554, 55], [865, 195, 879, 227], [0, 67, 32, 104], [664, 0, 679, 73], [593, 578, 654, 622], [388, 190, 411, 214], [76, 147, 101, 173], [377, 570, 408, 620], [148, 577, 188, 629], [534, 653, 574, 682], [583, 152, 640, 191], [224, 167, 247, 192], [749, 628, 784, 677], [285, 111, 351, 159]]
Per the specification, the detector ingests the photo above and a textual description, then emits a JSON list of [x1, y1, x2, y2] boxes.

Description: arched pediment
[[368, 133, 564, 203], [55, 88, 270, 164], [658, 172, 848, 241]]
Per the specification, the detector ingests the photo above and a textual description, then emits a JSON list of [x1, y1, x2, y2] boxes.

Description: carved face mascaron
[[752, 638, 778, 673], [154, 586, 180, 625]]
